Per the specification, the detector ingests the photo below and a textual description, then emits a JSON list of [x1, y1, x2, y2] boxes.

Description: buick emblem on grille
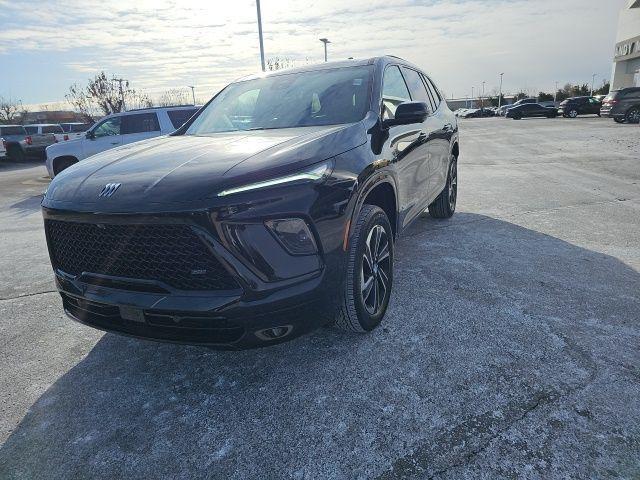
[[99, 183, 121, 198]]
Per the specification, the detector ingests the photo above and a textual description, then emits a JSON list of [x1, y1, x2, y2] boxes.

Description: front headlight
[[217, 161, 331, 197]]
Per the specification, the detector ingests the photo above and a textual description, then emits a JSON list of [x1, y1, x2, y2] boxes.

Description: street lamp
[[554, 81, 559, 103], [481, 81, 485, 109], [187, 85, 196, 105], [590, 73, 597, 96], [256, 0, 266, 72], [498, 73, 504, 108], [471, 86, 474, 107], [319, 38, 331, 62]]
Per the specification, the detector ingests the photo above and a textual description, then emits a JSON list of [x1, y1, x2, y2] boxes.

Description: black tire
[[512, 115, 521, 120], [7, 145, 25, 162], [334, 205, 393, 333], [568, 109, 578, 118], [625, 108, 640, 124], [614, 117, 626, 124], [53, 157, 78, 176], [428, 155, 457, 219]]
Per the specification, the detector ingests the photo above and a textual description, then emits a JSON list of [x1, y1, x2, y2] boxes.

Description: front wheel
[[428, 155, 457, 219], [614, 117, 626, 124], [334, 205, 393, 333], [568, 109, 578, 118]]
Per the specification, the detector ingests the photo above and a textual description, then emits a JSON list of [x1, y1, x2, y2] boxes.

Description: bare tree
[[266, 57, 296, 71], [66, 72, 152, 116], [0, 97, 24, 124], [158, 88, 192, 107]]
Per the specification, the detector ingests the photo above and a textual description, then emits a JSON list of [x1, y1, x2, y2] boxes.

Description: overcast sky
[[0, 0, 629, 107]]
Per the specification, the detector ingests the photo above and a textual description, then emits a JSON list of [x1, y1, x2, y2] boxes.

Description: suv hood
[[44, 123, 366, 212]]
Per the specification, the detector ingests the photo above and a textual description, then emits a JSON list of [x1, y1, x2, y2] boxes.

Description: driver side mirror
[[85, 130, 95, 140], [383, 101, 430, 128]]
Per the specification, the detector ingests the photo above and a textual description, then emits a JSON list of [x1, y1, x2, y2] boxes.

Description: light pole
[[187, 85, 196, 105], [554, 81, 558, 103], [590, 73, 597, 96], [481, 81, 485, 109], [256, 0, 266, 72], [498, 73, 504, 108], [471, 86, 474, 107], [319, 38, 330, 62]]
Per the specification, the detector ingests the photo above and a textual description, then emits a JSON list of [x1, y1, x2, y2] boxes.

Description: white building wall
[[611, 0, 640, 89]]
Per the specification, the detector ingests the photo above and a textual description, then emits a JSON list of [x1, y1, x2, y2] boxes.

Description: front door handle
[[110, 142, 119, 145]]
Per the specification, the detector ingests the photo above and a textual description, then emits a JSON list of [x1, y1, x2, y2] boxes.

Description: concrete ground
[[0, 116, 638, 479]]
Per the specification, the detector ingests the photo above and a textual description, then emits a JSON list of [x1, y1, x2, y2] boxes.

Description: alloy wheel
[[569, 110, 578, 118], [448, 158, 458, 211], [360, 225, 391, 315], [627, 108, 640, 124]]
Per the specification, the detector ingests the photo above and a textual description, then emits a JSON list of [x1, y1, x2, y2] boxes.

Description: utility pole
[[320, 38, 331, 62], [112, 77, 126, 111], [256, 0, 266, 72], [498, 73, 504, 108], [590, 73, 597, 96], [187, 86, 196, 105]]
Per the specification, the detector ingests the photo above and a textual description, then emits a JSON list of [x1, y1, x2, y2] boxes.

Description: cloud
[[0, 0, 628, 104]]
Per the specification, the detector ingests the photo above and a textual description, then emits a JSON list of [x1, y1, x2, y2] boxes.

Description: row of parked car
[[0, 122, 92, 162], [0, 105, 199, 177], [453, 87, 640, 123]]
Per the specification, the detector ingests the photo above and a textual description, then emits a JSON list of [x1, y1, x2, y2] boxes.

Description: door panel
[[85, 117, 122, 158]]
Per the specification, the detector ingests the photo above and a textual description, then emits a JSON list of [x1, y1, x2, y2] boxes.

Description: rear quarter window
[[0, 127, 26, 136], [167, 108, 198, 129], [42, 125, 64, 134]]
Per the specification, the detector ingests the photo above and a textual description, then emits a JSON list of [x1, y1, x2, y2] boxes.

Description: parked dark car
[[42, 56, 460, 349], [461, 108, 494, 118], [558, 96, 601, 118], [0, 125, 29, 161], [600, 87, 640, 124], [506, 103, 558, 120]]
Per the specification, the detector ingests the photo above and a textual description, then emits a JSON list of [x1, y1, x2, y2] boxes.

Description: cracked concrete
[[0, 117, 639, 479]]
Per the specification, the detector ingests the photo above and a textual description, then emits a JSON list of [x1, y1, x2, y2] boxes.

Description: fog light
[[265, 218, 317, 255], [255, 325, 293, 341]]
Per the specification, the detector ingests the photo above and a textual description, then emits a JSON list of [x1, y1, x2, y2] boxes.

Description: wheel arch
[[53, 155, 79, 175], [352, 174, 398, 240]]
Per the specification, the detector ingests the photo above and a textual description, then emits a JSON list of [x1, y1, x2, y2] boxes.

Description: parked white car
[[45, 105, 199, 178], [0, 138, 7, 160]]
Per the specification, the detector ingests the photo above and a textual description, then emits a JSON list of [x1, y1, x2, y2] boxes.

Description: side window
[[382, 65, 411, 119], [25, 126, 38, 135], [422, 75, 442, 109], [43, 125, 63, 134], [121, 113, 160, 135], [93, 117, 121, 138], [625, 90, 640, 99], [400, 67, 433, 112], [167, 109, 198, 129]]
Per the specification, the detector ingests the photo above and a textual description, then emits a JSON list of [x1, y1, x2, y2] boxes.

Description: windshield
[[186, 66, 372, 134]]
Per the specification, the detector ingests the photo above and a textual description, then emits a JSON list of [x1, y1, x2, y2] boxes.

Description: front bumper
[[42, 177, 354, 348]]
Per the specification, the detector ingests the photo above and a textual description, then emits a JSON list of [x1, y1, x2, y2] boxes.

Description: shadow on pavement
[[1, 213, 638, 479], [8, 195, 43, 218]]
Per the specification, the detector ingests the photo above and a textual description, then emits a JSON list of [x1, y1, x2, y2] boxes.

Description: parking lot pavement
[[0, 117, 639, 479]]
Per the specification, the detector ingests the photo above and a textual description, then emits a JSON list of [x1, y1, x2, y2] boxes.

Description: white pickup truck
[[24, 124, 65, 149], [59, 122, 93, 141]]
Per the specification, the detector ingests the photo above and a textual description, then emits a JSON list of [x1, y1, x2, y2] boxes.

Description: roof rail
[[125, 104, 197, 113]]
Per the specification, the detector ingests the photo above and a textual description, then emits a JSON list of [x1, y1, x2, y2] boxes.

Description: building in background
[[18, 110, 94, 125], [611, 0, 640, 90]]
